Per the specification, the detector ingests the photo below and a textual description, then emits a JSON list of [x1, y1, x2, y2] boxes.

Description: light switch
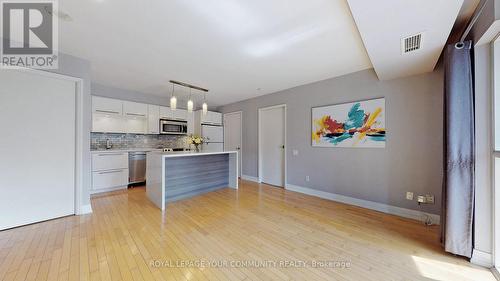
[[292, 149, 299, 156]]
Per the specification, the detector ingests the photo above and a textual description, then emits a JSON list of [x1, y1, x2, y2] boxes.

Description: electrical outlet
[[305, 176, 310, 182], [417, 196, 426, 203], [425, 195, 435, 204], [406, 192, 414, 200]]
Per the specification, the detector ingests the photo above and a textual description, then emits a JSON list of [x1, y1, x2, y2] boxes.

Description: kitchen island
[[146, 151, 238, 210]]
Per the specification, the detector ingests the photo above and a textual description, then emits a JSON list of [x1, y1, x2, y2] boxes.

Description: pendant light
[[168, 80, 209, 113], [187, 88, 194, 113], [170, 83, 177, 110], [202, 92, 208, 115]]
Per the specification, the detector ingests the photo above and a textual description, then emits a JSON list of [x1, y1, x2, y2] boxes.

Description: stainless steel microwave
[[159, 119, 188, 135]]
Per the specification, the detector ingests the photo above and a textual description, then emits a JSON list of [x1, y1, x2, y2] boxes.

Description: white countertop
[[91, 148, 164, 154], [156, 150, 238, 158]]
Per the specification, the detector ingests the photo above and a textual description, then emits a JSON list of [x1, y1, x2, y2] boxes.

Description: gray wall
[[220, 69, 443, 215], [92, 83, 171, 106], [92, 83, 218, 111], [47, 53, 92, 207]]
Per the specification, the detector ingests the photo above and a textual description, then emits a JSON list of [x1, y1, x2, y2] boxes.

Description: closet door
[[0, 70, 76, 230]]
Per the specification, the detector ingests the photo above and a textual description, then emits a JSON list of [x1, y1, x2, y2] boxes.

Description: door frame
[[493, 34, 500, 271], [258, 104, 287, 187], [223, 111, 243, 178], [11, 67, 86, 216]]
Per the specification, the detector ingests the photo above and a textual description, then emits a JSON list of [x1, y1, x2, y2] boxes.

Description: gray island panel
[[165, 153, 229, 202], [146, 151, 239, 210]]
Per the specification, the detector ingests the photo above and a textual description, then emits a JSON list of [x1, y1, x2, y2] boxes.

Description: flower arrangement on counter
[[188, 135, 208, 152]]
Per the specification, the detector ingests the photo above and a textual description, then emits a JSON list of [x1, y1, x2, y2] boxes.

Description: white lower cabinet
[[92, 152, 128, 171], [92, 169, 129, 191], [92, 152, 129, 193]]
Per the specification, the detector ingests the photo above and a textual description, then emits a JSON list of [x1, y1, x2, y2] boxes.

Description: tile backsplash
[[91, 133, 189, 150]]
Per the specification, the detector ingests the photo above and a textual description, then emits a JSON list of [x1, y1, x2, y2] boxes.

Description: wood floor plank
[[0, 181, 495, 281]]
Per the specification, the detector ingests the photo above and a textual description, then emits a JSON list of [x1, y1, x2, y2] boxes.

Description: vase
[[194, 144, 200, 152]]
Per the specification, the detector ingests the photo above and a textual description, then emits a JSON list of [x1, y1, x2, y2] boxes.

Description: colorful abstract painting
[[312, 98, 386, 148]]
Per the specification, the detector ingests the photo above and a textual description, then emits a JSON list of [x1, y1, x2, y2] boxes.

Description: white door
[[224, 112, 242, 177], [202, 125, 224, 142], [0, 70, 76, 230], [259, 105, 285, 187]]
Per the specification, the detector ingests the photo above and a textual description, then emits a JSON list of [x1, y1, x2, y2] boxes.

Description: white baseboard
[[241, 174, 260, 183], [78, 204, 93, 215], [285, 184, 440, 225], [471, 249, 493, 268]]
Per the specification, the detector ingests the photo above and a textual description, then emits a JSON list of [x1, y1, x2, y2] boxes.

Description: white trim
[[285, 184, 440, 225], [258, 104, 287, 186], [492, 267, 500, 280], [476, 20, 500, 46], [14, 68, 87, 216], [79, 204, 93, 215], [241, 174, 260, 183], [471, 249, 493, 268], [493, 35, 500, 271], [223, 111, 243, 178]]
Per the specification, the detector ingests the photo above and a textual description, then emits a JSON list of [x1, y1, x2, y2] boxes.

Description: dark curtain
[[441, 40, 475, 258]]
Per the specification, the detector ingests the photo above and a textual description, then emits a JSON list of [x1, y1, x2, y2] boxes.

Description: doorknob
[[281, 145, 285, 149], [236, 147, 240, 150]]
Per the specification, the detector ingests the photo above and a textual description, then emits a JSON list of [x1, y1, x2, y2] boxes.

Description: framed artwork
[[312, 98, 386, 148]]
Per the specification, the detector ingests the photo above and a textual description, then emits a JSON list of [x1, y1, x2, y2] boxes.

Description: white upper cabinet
[[92, 96, 147, 134], [210, 111, 222, 125], [123, 101, 148, 117], [160, 106, 173, 119], [91, 96, 195, 135], [172, 108, 187, 121], [187, 112, 194, 135], [92, 96, 122, 115], [123, 118, 147, 134], [148, 105, 160, 134], [199, 110, 222, 125], [92, 114, 125, 133]]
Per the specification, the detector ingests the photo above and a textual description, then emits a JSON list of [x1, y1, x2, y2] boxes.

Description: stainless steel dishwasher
[[129, 152, 147, 185]]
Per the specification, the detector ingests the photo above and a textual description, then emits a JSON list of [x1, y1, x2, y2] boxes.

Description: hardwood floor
[[0, 180, 494, 281]]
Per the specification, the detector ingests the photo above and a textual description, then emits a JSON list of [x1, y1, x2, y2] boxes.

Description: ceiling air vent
[[401, 33, 423, 54]]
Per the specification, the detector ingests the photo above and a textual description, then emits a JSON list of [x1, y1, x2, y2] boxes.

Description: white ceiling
[[58, 0, 471, 106], [58, 0, 372, 107], [347, 0, 464, 80]]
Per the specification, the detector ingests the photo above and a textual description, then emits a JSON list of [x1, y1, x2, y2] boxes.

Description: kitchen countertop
[[152, 150, 238, 158], [91, 148, 165, 154]]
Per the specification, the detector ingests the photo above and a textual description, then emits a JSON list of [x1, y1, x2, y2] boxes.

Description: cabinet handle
[[126, 113, 146, 117], [97, 153, 125, 156], [97, 170, 123, 175], [96, 110, 120, 114]]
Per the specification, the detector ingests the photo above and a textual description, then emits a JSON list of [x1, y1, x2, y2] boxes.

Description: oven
[[159, 119, 188, 135]]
